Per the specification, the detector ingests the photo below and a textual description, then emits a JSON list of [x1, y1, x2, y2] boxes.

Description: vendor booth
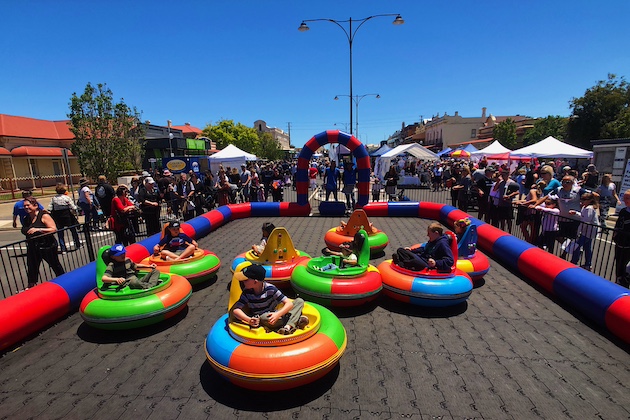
[[208, 144, 257, 174]]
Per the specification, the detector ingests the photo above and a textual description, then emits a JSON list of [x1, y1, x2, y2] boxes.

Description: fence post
[[83, 223, 96, 262], [10, 178, 15, 199]]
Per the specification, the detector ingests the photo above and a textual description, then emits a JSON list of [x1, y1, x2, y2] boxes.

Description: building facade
[[254, 120, 290, 150], [424, 109, 486, 151]]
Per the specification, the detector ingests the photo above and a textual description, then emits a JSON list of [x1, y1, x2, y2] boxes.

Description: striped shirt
[[234, 282, 285, 315], [536, 205, 559, 232]]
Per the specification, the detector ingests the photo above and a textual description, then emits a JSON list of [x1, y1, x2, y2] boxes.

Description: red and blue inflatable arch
[[296, 130, 371, 207]]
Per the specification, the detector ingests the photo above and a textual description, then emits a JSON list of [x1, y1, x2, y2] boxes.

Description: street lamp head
[[376, 94, 381, 99], [334, 96, 339, 101], [298, 21, 310, 32], [392, 15, 405, 25]]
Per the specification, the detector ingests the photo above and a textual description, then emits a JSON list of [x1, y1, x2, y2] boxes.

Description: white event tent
[[510, 136, 593, 158], [471, 140, 511, 157], [208, 144, 257, 174], [376, 143, 439, 179]]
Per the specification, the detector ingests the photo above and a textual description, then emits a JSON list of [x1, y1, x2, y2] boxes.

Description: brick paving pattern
[[1, 216, 629, 419]]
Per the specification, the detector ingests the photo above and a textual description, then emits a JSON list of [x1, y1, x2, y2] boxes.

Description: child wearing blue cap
[[102, 244, 160, 289]]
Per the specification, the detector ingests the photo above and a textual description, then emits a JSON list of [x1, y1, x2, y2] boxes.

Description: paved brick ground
[[1, 216, 629, 419]]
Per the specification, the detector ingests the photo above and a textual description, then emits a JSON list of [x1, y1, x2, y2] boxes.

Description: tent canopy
[[510, 136, 593, 158], [370, 144, 391, 157], [208, 144, 257, 173], [436, 147, 452, 157], [471, 140, 511, 156], [376, 143, 438, 178], [458, 144, 479, 153]]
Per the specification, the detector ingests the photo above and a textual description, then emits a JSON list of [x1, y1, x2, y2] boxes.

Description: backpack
[[96, 184, 106, 199]]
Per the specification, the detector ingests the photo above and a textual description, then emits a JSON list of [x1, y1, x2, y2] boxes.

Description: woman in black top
[[22, 196, 65, 288]]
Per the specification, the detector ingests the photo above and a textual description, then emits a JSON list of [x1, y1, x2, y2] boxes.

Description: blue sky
[[1, 0, 629, 148]]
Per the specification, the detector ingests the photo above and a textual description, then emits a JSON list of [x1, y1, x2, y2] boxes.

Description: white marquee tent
[[471, 140, 511, 156], [376, 143, 438, 178], [510, 136, 593, 158], [208, 144, 257, 174]]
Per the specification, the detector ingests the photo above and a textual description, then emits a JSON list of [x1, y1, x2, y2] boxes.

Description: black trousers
[[26, 244, 65, 286], [395, 248, 428, 271]]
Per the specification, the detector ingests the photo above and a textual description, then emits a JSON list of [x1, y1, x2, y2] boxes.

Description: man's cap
[[240, 264, 266, 281], [169, 221, 181, 228], [142, 171, 150, 177], [163, 169, 172, 176], [145, 177, 156, 184], [241, 163, 246, 167], [562, 165, 571, 172], [587, 164, 596, 171], [110, 244, 126, 256]]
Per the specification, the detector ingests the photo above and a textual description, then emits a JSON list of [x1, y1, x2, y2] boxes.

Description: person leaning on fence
[[21, 196, 65, 289], [48, 183, 81, 253], [569, 192, 600, 271], [613, 189, 630, 288], [110, 185, 137, 246]]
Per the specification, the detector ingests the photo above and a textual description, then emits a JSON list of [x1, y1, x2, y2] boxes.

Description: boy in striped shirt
[[231, 264, 308, 334]]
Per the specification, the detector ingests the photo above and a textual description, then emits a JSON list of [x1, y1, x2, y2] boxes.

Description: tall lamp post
[[167, 120, 174, 157], [334, 93, 380, 139], [299, 14, 404, 135]]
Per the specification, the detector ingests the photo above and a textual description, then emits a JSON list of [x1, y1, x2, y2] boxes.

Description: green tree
[[492, 118, 518, 148], [522, 115, 568, 146], [68, 83, 144, 182], [257, 132, 284, 160], [568, 74, 630, 149], [202, 120, 259, 153]]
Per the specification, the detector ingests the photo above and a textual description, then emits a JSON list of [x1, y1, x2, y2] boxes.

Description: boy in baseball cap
[[230, 264, 308, 334], [102, 244, 160, 289]]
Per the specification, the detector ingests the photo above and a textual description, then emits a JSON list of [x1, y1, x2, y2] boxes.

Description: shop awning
[[0, 147, 10, 156], [11, 146, 74, 157]]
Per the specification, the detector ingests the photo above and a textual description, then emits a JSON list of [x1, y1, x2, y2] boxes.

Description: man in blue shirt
[[13, 190, 43, 228], [324, 161, 341, 201]]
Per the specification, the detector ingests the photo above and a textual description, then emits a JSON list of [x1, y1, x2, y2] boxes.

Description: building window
[[471, 129, 476, 138], [52, 160, 63, 176], [28, 159, 39, 177]]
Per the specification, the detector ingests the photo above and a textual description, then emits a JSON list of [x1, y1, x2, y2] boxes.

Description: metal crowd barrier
[[0, 185, 621, 299]]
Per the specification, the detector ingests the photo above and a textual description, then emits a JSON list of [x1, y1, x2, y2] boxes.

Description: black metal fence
[[0, 185, 621, 299]]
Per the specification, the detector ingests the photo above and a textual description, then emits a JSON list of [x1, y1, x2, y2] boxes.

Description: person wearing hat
[[138, 177, 162, 235], [153, 221, 198, 260], [77, 179, 100, 231], [102, 244, 160, 289], [230, 264, 308, 335], [582, 163, 599, 189]]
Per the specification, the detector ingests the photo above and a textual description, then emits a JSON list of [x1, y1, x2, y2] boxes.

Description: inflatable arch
[[296, 130, 371, 207]]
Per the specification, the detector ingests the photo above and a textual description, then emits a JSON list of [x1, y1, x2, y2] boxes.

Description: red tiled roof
[[0, 147, 10, 156], [171, 125, 202, 135], [0, 114, 74, 140], [11, 146, 74, 157]]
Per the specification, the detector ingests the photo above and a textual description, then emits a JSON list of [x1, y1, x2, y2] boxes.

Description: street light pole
[[299, 14, 404, 135], [167, 120, 174, 157], [334, 93, 380, 139]]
